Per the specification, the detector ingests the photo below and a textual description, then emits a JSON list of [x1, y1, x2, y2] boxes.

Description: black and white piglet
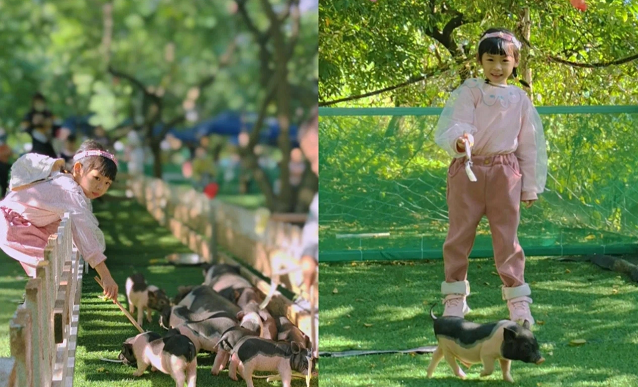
[[125, 273, 171, 326], [119, 330, 197, 387], [427, 304, 544, 383], [228, 337, 312, 387]]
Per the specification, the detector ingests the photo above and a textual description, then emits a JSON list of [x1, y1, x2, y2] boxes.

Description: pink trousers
[[1, 207, 60, 278], [443, 153, 525, 287]]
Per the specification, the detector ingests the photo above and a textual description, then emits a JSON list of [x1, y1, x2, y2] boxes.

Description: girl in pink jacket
[[0, 139, 119, 300], [434, 28, 547, 325]]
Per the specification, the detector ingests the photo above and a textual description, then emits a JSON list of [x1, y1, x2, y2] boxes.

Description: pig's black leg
[[443, 351, 466, 379], [499, 359, 514, 383], [427, 346, 444, 377], [479, 355, 496, 378]]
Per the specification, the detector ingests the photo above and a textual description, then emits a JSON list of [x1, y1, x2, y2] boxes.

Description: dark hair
[[297, 106, 318, 142], [74, 139, 118, 181], [477, 28, 530, 88], [33, 92, 46, 102]]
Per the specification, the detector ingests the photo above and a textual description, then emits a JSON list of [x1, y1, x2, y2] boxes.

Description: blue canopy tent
[[191, 111, 300, 147]]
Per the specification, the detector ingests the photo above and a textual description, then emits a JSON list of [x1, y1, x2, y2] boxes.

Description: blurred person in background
[[59, 133, 78, 171], [21, 93, 58, 158], [125, 130, 145, 176], [191, 146, 216, 191], [0, 129, 13, 197]]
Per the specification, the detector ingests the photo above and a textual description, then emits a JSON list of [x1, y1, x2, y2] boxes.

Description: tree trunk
[[150, 140, 162, 178], [240, 152, 276, 209], [517, 7, 533, 95]]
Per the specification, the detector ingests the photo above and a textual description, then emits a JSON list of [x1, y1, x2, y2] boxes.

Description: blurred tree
[[0, 0, 317, 212]]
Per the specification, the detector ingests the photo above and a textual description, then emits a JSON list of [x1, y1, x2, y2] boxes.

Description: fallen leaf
[[569, 339, 587, 346], [612, 289, 618, 294], [351, 262, 357, 266], [343, 326, 350, 329], [565, 269, 571, 274], [536, 320, 545, 325], [356, 298, 365, 302], [332, 288, 339, 294], [491, 271, 499, 276], [97, 367, 106, 372], [364, 323, 373, 327], [484, 282, 490, 286], [347, 314, 351, 318]]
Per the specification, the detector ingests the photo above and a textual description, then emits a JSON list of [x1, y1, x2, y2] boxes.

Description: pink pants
[[443, 153, 525, 287], [1, 207, 60, 278]]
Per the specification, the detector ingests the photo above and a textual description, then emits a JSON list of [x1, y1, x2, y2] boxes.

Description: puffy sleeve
[[515, 96, 548, 201], [66, 191, 107, 268], [300, 193, 318, 262], [434, 83, 478, 157], [9, 153, 64, 191]]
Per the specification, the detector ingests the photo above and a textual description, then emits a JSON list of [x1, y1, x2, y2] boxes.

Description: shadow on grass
[[319, 257, 638, 387]]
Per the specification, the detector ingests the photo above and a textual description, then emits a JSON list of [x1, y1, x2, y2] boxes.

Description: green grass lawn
[[0, 257, 29, 358], [319, 257, 638, 387]]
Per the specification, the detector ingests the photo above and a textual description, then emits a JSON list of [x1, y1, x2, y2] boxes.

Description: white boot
[[502, 284, 534, 325]]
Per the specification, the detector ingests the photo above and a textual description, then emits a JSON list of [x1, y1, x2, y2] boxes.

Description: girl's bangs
[[479, 38, 517, 57]]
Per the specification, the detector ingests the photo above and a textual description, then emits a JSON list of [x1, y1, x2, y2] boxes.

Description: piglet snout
[[535, 357, 545, 365]]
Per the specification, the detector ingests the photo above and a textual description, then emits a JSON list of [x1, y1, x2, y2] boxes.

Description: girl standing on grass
[[0, 139, 119, 300], [434, 28, 547, 324]]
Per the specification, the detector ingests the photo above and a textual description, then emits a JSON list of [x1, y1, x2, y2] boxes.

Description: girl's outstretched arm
[[94, 261, 118, 300]]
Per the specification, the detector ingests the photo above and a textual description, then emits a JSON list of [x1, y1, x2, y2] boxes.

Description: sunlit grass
[[319, 257, 638, 386]]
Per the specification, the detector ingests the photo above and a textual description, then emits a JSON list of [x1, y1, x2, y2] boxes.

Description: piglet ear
[[522, 320, 530, 330], [258, 309, 271, 322], [503, 326, 518, 341], [236, 311, 245, 320], [291, 341, 301, 354]]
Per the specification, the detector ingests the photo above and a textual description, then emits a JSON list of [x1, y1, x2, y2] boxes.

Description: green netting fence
[[318, 106, 638, 262]]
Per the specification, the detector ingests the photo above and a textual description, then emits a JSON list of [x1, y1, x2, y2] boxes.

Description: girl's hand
[[100, 275, 119, 301], [522, 200, 535, 208], [455, 134, 474, 152]]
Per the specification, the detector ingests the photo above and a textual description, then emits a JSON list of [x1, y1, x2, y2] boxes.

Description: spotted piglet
[[427, 304, 544, 383], [228, 337, 311, 387], [125, 273, 171, 326]]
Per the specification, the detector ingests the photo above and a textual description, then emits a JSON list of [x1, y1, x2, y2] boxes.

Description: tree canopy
[[319, 0, 638, 107]]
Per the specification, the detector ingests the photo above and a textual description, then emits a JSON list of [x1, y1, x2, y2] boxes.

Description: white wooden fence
[[0, 214, 84, 387]]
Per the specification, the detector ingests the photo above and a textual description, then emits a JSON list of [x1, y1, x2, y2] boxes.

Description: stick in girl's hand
[[464, 138, 477, 182], [94, 276, 144, 333]]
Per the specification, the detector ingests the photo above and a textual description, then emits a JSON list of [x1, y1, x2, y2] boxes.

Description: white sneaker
[[442, 294, 470, 318], [507, 296, 534, 325]]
